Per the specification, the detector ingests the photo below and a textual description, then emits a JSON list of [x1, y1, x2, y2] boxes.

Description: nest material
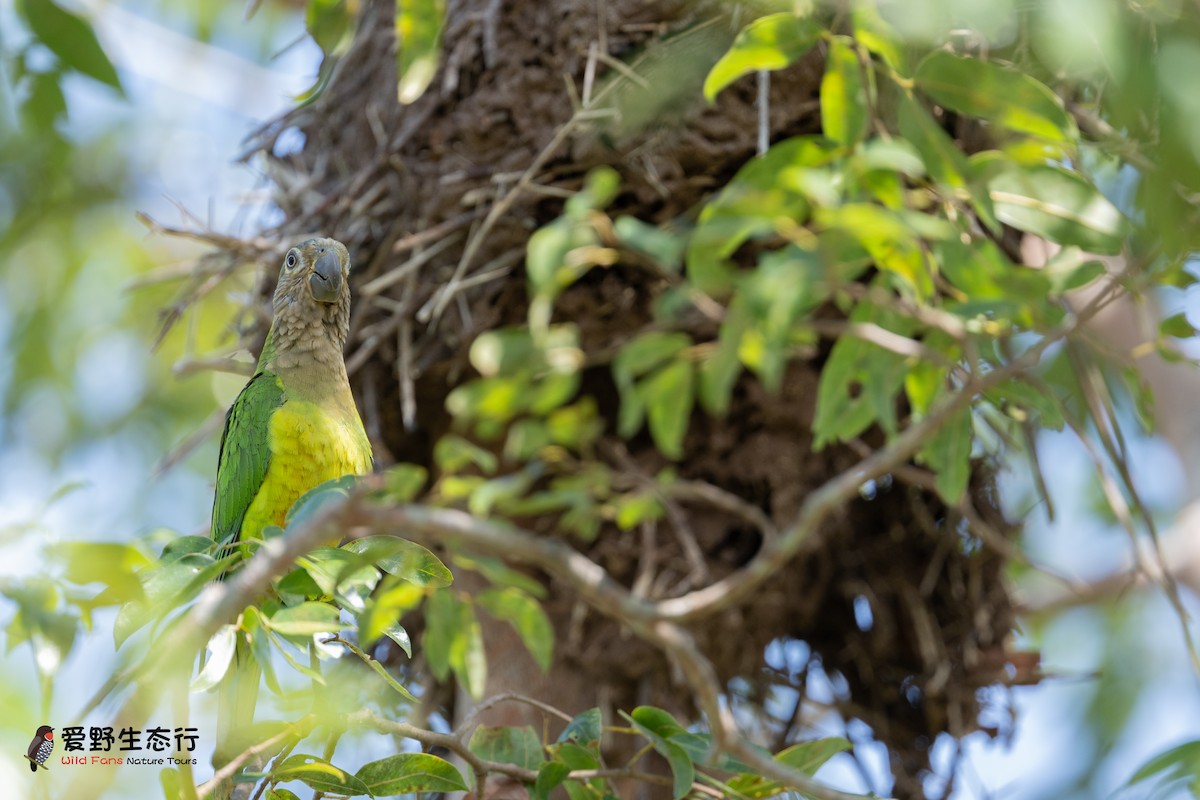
[[237, 0, 1020, 794]]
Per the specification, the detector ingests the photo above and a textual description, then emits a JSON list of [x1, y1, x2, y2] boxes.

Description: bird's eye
[[285, 252, 298, 270]]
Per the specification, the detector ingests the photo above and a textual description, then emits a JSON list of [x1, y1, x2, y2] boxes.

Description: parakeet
[[210, 238, 372, 781], [25, 725, 53, 771], [211, 237, 373, 549]]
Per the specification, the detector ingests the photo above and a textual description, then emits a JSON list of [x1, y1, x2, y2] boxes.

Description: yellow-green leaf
[[477, 587, 554, 672], [356, 753, 467, 795], [266, 601, 343, 638], [637, 360, 695, 460], [898, 91, 969, 189], [273, 754, 371, 795], [20, 0, 123, 93], [914, 51, 1075, 142], [395, 0, 445, 104], [988, 165, 1129, 254], [821, 36, 868, 147], [704, 12, 823, 101]]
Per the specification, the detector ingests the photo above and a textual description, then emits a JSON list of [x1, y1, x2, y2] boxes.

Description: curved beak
[[309, 250, 343, 303]]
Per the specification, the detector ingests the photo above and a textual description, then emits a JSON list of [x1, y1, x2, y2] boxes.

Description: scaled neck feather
[[257, 292, 352, 400]]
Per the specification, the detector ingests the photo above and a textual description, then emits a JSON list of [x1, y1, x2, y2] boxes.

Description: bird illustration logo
[[25, 725, 53, 772]]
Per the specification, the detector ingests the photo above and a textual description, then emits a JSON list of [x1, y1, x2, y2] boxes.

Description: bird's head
[[274, 238, 351, 310], [270, 238, 354, 353], [35, 726, 52, 739]]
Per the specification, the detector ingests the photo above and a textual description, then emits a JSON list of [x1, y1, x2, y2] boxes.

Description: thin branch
[[196, 722, 307, 799], [453, 691, 575, 738]]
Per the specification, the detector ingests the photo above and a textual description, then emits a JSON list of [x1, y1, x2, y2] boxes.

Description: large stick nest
[[223, 0, 1021, 794]]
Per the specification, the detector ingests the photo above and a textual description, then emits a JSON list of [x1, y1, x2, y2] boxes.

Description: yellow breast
[[240, 399, 372, 541]]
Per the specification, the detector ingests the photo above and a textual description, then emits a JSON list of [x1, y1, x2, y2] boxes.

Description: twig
[[172, 355, 257, 379], [420, 108, 611, 327], [361, 233, 461, 297], [196, 722, 308, 799], [756, 70, 770, 156], [154, 410, 227, 479], [453, 691, 574, 738]]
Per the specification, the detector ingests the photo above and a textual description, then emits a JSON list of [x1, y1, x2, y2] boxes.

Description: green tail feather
[[214, 638, 261, 800]]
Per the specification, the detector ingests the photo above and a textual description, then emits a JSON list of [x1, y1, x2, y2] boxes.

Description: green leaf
[[395, 0, 445, 103], [937, 237, 1052, 326], [160, 536, 214, 562], [624, 709, 694, 800], [422, 588, 457, 680], [1160, 312, 1195, 339], [424, 591, 486, 697], [614, 332, 692, 438], [526, 218, 599, 297], [570, 166, 621, 215], [986, 379, 1066, 431], [638, 359, 694, 460], [615, 332, 692, 379], [704, 12, 824, 101], [383, 463, 429, 501], [812, 302, 912, 447], [919, 406, 973, 503], [356, 753, 467, 794], [533, 761, 572, 800], [266, 601, 343, 638], [434, 434, 498, 474], [551, 741, 601, 769], [818, 203, 938, 299], [898, 91, 969, 189], [614, 217, 686, 270], [293, 547, 381, 604], [458, 554, 548, 598], [630, 706, 688, 738], [191, 624, 237, 692], [988, 165, 1129, 254], [905, 361, 945, 417], [334, 635, 417, 701], [477, 587, 554, 671], [686, 137, 830, 295], [557, 708, 602, 744], [160, 766, 181, 800], [852, 4, 906, 73], [739, 247, 825, 390], [276, 567, 324, 598], [471, 328, 541, 377], [273, 754, 370, 796], [1128, 741, 1200, 793], [853, 138, 925, 178], [383, 623, 413, 656], [1040, 247, 1105, 294], [285, 475, 358, 528], [821, 36, 868, 147], [342, 536, 453, 587], [306, 0, 355, 55], [264, 790, 302, 800], [19, 0, 123, 93], [914, 51, 1074, 142], [470, 725, 546, 770], [113, 557, 218, 648], [728, 738, 852, 797], [356, 576, 423, 646], [59, 542, 149, 603], [615, 492, 664, 531], [698, 301, 748, 415], [453, 599, 488, 700]]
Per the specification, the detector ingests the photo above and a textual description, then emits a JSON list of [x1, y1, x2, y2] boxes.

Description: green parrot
[[210, 237, 372, 785]]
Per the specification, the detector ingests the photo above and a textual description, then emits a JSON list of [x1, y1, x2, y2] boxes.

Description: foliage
[[6, 0, 1200, 798]]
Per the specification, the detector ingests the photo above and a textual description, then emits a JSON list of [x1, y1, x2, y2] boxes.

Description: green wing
[[211, 371, 286, 545]]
